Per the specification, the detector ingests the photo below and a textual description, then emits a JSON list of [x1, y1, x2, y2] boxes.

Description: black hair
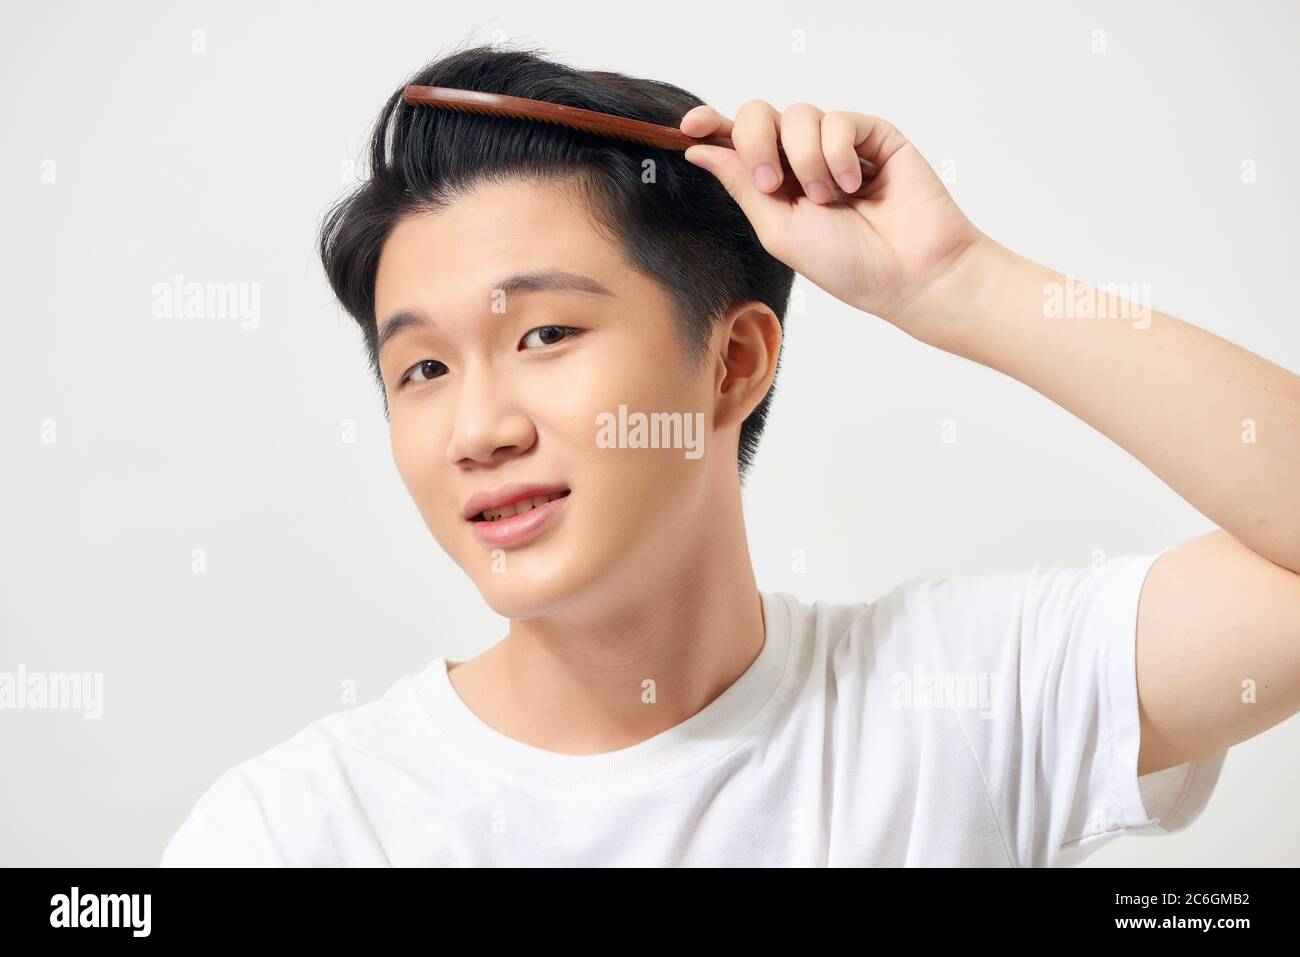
[[317, 41, 793, 481]]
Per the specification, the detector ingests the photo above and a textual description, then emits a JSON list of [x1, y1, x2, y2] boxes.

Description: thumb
[[683, 145, 787, 249]]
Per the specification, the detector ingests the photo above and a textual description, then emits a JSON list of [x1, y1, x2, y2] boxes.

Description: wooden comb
[[402, 84, 877, 198]]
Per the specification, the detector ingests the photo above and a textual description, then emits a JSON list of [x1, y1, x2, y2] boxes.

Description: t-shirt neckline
[[410, 589, 795, 791]]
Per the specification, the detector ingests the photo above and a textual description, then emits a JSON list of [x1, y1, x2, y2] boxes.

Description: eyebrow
[[377, 270, 615, 354]]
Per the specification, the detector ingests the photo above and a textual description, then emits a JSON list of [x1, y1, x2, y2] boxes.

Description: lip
[[469, 490, 570, 548], [462, 482, 571, 521]]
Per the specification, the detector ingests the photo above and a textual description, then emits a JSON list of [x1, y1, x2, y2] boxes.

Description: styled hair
[[317, 42, 793, 481]]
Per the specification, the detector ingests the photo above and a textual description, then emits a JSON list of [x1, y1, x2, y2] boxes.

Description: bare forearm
[[907, 236, 1300, 574]]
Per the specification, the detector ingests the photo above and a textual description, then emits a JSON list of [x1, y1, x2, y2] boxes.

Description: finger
[[682, 144, 790, 254], [779, 102, 836, 204], [820, 112, 867, 193], [680, 104, 734, 139], [731, 99, 784, 193], [835, 112, 911, 172]]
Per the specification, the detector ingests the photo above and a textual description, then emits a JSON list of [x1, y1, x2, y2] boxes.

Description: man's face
[[373, 178, 724, 619]]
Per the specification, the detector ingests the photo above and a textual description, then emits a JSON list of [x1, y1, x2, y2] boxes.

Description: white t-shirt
[[160, 550, 1226, 867]]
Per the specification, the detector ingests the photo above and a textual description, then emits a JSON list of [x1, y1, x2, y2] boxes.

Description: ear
[[713, 302, 783, 429]]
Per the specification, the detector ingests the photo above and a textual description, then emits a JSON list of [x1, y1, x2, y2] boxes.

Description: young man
[[161, 45, 1300, 867]]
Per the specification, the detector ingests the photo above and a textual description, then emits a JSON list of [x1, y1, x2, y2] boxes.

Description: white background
[[2, 0, 1297, 866]]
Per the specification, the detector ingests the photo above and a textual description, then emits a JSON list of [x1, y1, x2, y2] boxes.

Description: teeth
[[481, 491, 567, 522]]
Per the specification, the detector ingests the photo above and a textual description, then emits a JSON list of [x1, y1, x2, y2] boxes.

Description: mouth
[[469, 488, 571, 523]]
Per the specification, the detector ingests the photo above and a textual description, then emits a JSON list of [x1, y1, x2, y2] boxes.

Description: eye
[[520, 325, 581, 349], [400, 359, 447, 387]]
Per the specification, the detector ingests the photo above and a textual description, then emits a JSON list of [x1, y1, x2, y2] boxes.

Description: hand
[[681, 101, 987, 335]]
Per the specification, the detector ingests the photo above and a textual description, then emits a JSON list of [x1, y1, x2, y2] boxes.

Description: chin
[[477, 577, 581, 621], [472, 527, 634, 621]]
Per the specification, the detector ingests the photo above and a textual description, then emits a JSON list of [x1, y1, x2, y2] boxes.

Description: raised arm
[[899, 237, 1300, 774], [681, 100, 1300, 775]]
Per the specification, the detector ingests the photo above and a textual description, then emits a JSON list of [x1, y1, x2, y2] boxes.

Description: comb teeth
[[402, 85, 703, 151], [409, 98, 663, 149]]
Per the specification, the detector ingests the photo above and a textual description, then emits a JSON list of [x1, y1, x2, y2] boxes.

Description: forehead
[[375, 178, 623, 309]]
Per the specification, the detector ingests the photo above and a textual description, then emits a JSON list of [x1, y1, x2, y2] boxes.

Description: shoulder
[[778, 556, 1159, 704], [807, 555, 1161, 652], [776, 571, 1002, 664], [161, 671, 436, 867], [159, 764, 275, 866]]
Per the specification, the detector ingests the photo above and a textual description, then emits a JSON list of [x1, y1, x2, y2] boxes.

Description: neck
[[449, 482, 764, 755]]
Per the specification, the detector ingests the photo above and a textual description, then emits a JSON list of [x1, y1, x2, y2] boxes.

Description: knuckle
[[821, 110, 852, 131], [784, 101, 822, 120], [877, 118, 905, 144]]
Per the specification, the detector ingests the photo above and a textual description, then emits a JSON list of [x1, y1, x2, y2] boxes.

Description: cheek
[[389, 422, 416, 482], [575, 325, 703, 414], [389, 418, 440, 513], [566, 372, 712, 518]]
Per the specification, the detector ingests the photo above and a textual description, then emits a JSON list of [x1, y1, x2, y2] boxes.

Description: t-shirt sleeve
[[159, 768, 283, 867], [895, 550, 1227, 868]]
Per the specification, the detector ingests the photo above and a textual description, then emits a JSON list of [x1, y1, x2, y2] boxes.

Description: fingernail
[[807, 181, 831, 203], [836, 170, 860, 193], [754, 164, 780, 191]]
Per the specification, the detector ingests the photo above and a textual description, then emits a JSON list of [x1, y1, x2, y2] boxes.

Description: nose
[[445, 358, 536, 466]]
